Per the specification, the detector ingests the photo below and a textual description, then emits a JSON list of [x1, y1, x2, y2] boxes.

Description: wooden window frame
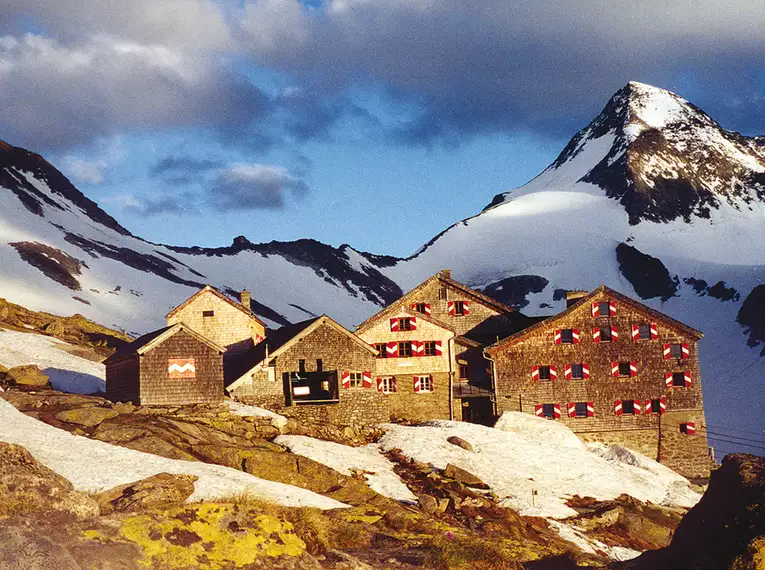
[[398, 341, 413, 358], [570, 363, 584, 380], [202, 310, 215, 318], [458, 364, 469, 379], [379, 376, 396, 393], [374, 343, 388, 358], [597, 301, 610, 316], [453, 300, 466, 316], [418, 375, 433, 392], [348, 371, 363, 388], [669, 343, 683, 359], [621, 399, 636, 415], [413, 303, 427, 314], [541, 403, 555, 419], [599, 327, 613, 342], [423, 341, 437, 356], [560, 329, 574, 344], [618, 361, 632, 377], [397, 317, 413, 331], [574, 402, 588, 418], [538, 365, 551, 382], [638, 323, 651, 340]]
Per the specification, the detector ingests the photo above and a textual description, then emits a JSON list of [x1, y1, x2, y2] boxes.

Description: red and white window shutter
[[434, 341, 443, 356], [413, 376, 421, 393], [549, 365, 558, 381], [447, 301, 455, 316], [564, 364, 572, 380], [535, 404, 543, 417], [684, 422, 696, 435], [376, 377, 384, 392], [644, 399, 652, 414], [663, 344, 671, 359], [168, 358, 196, 379], [587, 402, 595, 417], [531, 365, 540, 382], [660, 396, 666, 413], [386, 341, 398, 358], [611, 361, 620, 378], [568, 402, 576, 418], [614, 399, 623, 416], [554, 329, 562, 344], [572, 329, 581, 344], [650, 323, 659, 340], [341, 371, 351, 389], [611, 326, 619, 341], [630, 361, 638, 377], [684, 372, 692, 387], [463, 301, 470, 315], [412, 341, 424, 357], [553, 403, 561, 419], [631, 324, 640, 341], [362, 370, 373, 388], [682, 343, 690, 358], [665, 372, 673, 388], [591, 302, 600, 317], [582, 363, 590, 379], [410, 317, 418, 331], [609, 301, 617, 316], [633, 400, 642, 414], [592, 327, 601, 343], [390, 317, 399, 332]]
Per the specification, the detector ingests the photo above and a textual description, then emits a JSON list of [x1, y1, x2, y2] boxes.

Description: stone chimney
[[566, 290, 588, 308], [440, 269, 452, 279], [240, 289, 251, 309]]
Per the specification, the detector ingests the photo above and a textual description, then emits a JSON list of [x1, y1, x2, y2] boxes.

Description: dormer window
[[592, 300, 616, 317], [448, 300, 470, 316]]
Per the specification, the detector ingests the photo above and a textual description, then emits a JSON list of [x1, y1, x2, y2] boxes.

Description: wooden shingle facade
[[227, 316, 389, 427], [105, 323, 225, 406], [486, 286, 710, 478]]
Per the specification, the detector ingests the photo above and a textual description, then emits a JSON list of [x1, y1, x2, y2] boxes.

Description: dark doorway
[[461, 397, 494, 425]]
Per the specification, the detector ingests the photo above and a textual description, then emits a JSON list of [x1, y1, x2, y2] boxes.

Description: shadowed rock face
[[737, 284, 765, 356], [613, 454, 765, 570], [615, 243, 677, 301], [9, 241, 86, 291]]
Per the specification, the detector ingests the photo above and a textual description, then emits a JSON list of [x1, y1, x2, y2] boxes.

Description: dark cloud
[[209, 163, 309, 210], [151, 155, 224, 176], [122, 191, 201, 217]]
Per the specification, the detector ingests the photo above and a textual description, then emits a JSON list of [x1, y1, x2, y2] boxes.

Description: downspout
[[482, 347, 498, 419], [448, 335, 455, 421]]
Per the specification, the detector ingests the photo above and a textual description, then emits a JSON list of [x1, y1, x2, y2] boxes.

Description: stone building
[[105, 323, 225, 406], [226, 315, 388, 428], [486, 286, 710, 478], [166, 285, 266, 355], [356, 270, 533, 424]]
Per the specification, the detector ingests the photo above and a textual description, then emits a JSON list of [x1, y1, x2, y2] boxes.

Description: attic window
[[599, 327, 613, 342], [398, 317, 413, 331], [669, 344, 683, 359], [560, 329, 574, 344], [638, 324, 651, 340], [618, 362, 632, 377], [679, 422, 696, 435], [413, 303, 428, 314], [622, 400, 636, 415], [538, 365, 551, 381], [202, 310, 214, 317], [672, 372, 685, 387], [598, 302, 610, 316], [453, 301, 466, 315], [438, 287, 448, 300]]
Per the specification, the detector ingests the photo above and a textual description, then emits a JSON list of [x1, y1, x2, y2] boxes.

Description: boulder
[[419, 493, 438, 514], [6, 365, 50, 388], [54, 406, 119, 427], [447, 435, 474, 452], [0, 526, 81, 570], [243, 451, 347, 493], [0, 442, 99, 519], [443, 463, 489, 489], [121, 436, 197, 461], [96, 473, 198, 515]]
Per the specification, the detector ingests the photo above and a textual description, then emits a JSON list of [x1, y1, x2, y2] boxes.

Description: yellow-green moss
[[119, 503, 305, 569]]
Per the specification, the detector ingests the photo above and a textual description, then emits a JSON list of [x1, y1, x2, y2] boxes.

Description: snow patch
[[226, 399, 288, 430]]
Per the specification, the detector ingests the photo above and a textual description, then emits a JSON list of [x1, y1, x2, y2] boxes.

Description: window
[[639, 324, 651, 340], [560, 329, 574, 344], [669, 343, 683, 359], [542, 403, 555, 419], [622, 400, 636, 415], [413, 303, 428, 314], [598, 301, 610, 316], [672, 372, 685, 387], [375, 343, 388, 358], [618, 362, 632, 377], [459, 364, 469, 379], [570, 364, 584, 379], [417, 375, 433, 392], [298, 359, 306, 373], [397, 317, 413, 331], [453, 301, 466, 315], [438, 287, 448, 300], [379, 377, 396, 393], [600, 327, 612, 342], [423, 341, 437, 356], [575, 402, 589, 418], [316, 359, 323, 372], [649, 399, 661, 414], [398, 341, 412, 357], [202, 310, 214, 317], [538, 365, 551, 381], [679, 423, 696, 434], [348, 372, 363, 388]]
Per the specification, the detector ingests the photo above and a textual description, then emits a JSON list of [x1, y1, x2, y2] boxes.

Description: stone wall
[[167, 289, 265, 352], [489, 289, 710, 478], [139, 329, 224, 406]]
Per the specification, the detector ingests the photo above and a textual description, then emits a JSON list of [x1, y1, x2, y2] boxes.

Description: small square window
[[538, 365, 551, 381], [669, 344, 683, 359], [397, 317, 413, 331], [375, 343, 388, 358], [560, 329, 574, 344], [453, 301, 466, 316], [413, 303, 428, 314], [570, 364, 584, 379], [650, 398, 661, 414], [380, 377, 396, 393], [459, 364, 469, 379], [575, 402, 588, 417], [672, 372, 685, 387], [598, 301, 610, 316], [618, 362, 632, 377], [542, 403, 555, 419], [639, 324, 651, 340], [423, 341, 437, 356], [622, 400, 636, 415], [600, 327, 613, 342], [418, 375, 433, 392], [398, 341, 412, 357], [348, 372, 363, 388], [202, 310, 214, 317], [438, 287, 448, 300]]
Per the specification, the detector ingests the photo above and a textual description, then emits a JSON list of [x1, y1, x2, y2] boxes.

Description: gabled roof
[[486, 285, 703, 355], [105, 323, 225, 363], [355, 271, 516, 333], [165, 285, 266, 328], [225, 315, 378, 391]]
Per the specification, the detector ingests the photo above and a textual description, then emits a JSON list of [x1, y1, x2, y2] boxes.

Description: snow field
[[0, 329, 105, 394], [274, 434, 417, 503], [377, 414, 700, 519], [0, 398, 348, 510]]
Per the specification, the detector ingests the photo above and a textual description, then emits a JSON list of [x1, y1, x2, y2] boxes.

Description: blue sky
[[1, 1, 764, 257]]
